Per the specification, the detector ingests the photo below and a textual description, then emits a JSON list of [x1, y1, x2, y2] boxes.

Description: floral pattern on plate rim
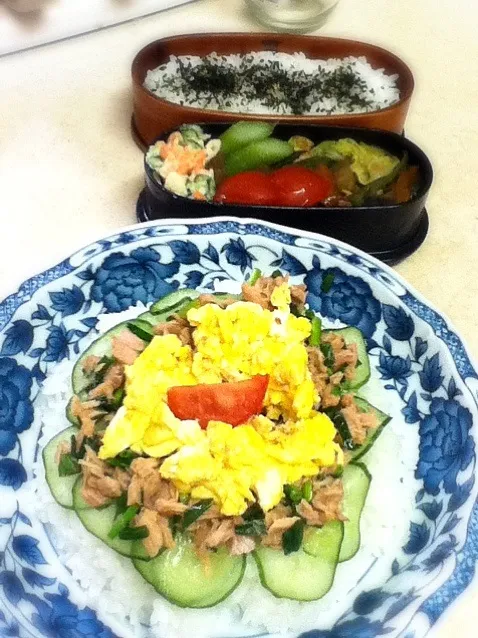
[[0, 218, 477, 638]]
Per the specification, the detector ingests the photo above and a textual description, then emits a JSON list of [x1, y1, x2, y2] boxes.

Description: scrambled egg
[[99, 284, 342, 515], [160, 415, 340, 516]]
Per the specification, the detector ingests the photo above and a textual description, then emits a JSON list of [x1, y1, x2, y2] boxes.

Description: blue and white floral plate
[[0, 217, 477, 638]]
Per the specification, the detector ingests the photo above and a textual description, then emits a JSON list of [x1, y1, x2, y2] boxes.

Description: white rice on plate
[[144, 52, 400, 116], [32, 301, 419, 638]]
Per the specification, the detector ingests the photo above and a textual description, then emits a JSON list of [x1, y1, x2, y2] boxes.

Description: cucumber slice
[[150, 289, 198, 315], [302, 519, 344, 558], [126, 319, 155, 343], [323, 327, 370, 389], [71, 320, 131, 395], [133, 535, 245, 608], [339, 462, 371, 563], [254, 538, 341, 601], [348, 397, 391, 462], [65, 397, 80, 427], [42, 427, 83, 510], [72, 478, 149, 560]]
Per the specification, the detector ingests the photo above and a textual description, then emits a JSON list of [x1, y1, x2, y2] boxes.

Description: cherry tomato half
[[214, 171, 277, 206], [271, 165, 334, 207], [167, 375, 270, 429]]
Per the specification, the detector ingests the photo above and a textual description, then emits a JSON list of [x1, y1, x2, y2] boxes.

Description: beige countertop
[[0, 0, 477, 635]]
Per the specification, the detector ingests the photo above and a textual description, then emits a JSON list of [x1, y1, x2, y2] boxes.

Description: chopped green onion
[[302, 480, 313, 503], [118, 525, 149, 541], [83, 355, 115, 383], [107, 449, 138, 469], [325, 409, 355, 451], [235, 519, 267, 536], [127, 320, 154, 343], [321, 343, 335, 368], [169, 515, 181, 536], [182, 499, 213, 530], [99, 355, 116, 370], [114, 492, 128, 518], [335, 363, 349, 373], [290, 304, 304, 317], [282, 519, 305, 555], [284, 484, 302, 505], [70, 434, 78, 455], [178, 492, 190, 505], [58, 453, 80, 477], [108, 505, 140, 539], [110, 387, 125, 410], [248, 268, 262, 285], [333, 465, 344, 478], [309, 316, 322, 347], [270, 269, 283, 278], [321, 273, 335, 293], [74, 435, 100, 460], [243, 503, 265, 521]]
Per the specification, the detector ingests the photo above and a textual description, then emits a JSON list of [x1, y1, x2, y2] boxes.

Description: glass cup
[[246, 0, 339, 33]]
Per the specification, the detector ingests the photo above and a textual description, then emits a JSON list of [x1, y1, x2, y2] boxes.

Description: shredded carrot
[[159, 143, 169, 160]]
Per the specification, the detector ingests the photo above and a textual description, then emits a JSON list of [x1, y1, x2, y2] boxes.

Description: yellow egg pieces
[[188, 296, 316, 421], [160, 417, 342, 516], [99, 334, 197, 459], [98, 284, 342, 516]]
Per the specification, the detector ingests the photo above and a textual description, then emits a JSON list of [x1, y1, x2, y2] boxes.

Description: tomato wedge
[[271, 165, 334, 207], [167, 375, 269, 429], [213, 172, 277, 206]]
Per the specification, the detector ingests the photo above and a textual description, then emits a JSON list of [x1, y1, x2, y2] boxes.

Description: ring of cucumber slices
[[42, 288, 390, 607]]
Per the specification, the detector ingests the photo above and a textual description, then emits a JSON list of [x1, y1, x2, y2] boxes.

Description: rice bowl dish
[[34, 276, 419, 637], [2, 218, 476, 638]]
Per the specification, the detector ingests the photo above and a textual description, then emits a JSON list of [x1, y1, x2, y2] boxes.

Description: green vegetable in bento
[[225, 138, 294, 177], [350, 152, 408, 206], [220, 121, 275, 155], [311, 138, 399, 185]]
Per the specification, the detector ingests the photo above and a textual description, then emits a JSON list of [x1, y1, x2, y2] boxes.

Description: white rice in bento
[[32, 303, 419, 638], [143, 52, 400, 116]]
